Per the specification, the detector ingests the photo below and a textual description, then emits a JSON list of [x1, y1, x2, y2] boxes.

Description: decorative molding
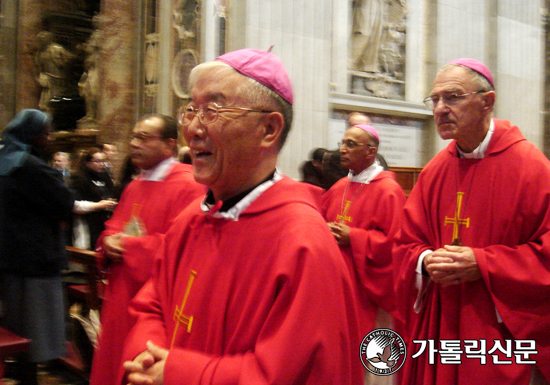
[[329, 91, 432, 120], [171, 48, 198, 99]]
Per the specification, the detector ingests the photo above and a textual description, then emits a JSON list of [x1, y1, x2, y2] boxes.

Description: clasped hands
[[123, 341, 168, 385], [423, 245, 481, 286], [327, 222, 351, 246]]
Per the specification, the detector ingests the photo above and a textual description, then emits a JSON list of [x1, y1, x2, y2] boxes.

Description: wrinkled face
[[130, 117, 173, 170], [182, 66, 267, 200], [87, 152, 106, 173], [339, 126, 376, 174], [430, 66, 487, 143], [53, 154, 69, 170]]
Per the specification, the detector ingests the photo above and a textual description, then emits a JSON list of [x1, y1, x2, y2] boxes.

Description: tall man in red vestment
[[89, 114, 204, 385], [322, 124, 405, 340], [395, 58, 550, 385], [121, 49, 363, 385]]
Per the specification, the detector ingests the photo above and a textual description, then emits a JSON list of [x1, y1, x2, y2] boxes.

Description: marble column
[[96, 0, 139, 175]]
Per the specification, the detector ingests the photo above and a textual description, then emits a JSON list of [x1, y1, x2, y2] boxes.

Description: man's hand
[[102, 233, 128, 262], [327, 222, 351, 246], [123, 341, 168, 385], [423, 245, 482, 286]]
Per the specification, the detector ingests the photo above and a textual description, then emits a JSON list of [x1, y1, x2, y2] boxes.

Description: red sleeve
[[121, 217, 361, 385], [349, 182, 406, 315], [95, 184, 135, 271], [161, 239, 359, 385], [393, 175, 434, 331]]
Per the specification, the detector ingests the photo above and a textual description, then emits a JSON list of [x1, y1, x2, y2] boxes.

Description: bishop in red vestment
[[395, 59, 550, 384], [90, 115, 204, 385], [122, 176, 362, 384], [121, 49, 363, 385], [322, 124, 405, 336]]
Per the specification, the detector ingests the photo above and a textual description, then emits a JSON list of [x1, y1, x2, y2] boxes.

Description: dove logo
[[360, 328, 406, 376]]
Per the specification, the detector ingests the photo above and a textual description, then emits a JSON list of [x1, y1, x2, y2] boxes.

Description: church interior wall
[[1, 0, 547, 181], [0, 0, 18, 128], [223, 0, 333, 180], [496, 6, 542, 147]]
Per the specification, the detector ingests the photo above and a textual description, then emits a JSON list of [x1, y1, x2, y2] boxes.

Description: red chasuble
[[395, 119, 550, 384], [120, 177, 364, 385], [321, 171, 406, 335], [90, 162, 204, 385]]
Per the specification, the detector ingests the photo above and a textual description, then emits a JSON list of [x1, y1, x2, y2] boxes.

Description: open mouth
[[192, 149, 212, 160]]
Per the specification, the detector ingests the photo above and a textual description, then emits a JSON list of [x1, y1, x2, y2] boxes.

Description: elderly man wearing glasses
[[120, 49, 363, 385], [321, 124, 405, 352], [395, 59, 550, 384], [90, 114, 204, 385]]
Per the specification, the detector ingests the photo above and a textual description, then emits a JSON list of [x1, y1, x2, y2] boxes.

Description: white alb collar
[[201, 169, 284, 221], [457, 120, 495, 159], [348, 160, 384, 184]]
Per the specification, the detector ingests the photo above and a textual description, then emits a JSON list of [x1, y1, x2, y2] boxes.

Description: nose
[[183, 115, 207, 140], [129, 136, 140, 148], [339, 143, 347, 154], [433, 98, 450, 112]]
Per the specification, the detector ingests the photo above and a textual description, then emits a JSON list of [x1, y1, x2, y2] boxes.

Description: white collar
[[201, 169, 284, 221], [457, 120, 495, 159], [348, 160, 384, 184], [139, 157, 177, 181]]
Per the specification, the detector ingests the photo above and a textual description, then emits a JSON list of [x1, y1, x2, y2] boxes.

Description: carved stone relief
[[78, 14, 103, 126], [35, 31, 78, 112], [172, 0, 200, 101], [350, 0, 408, 100], [144, 33, 159, 98]]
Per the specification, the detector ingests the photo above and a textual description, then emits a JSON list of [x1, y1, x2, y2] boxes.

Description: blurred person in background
[[70, 147, 117, 250], [0, 109, 74, 385]]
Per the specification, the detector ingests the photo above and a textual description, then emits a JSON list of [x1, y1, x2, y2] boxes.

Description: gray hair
[[54, 151, 70, 160], [439, 63, 494, 92]]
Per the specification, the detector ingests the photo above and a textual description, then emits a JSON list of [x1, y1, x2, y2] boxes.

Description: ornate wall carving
[[139, 0, 201, 116], [350, 0, 408, 100], [171, 0, 200, 105]]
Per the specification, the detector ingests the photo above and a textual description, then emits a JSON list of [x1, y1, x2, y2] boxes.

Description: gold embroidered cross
[[171, 270, 197, 348], [444, 192, 470, 246], [337, 201, 352, 223]]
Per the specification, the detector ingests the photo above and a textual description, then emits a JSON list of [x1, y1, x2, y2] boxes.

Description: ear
[[259, 112, 285, 149], [367, 145, 378, 159], [482, 91, 496, 112], [165, 138, 178, 156]]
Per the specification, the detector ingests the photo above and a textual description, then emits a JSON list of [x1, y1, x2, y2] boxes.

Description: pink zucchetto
[[354, 124, 380, 142], [449, 58, 494, 88], [216, 48, 294, 105]]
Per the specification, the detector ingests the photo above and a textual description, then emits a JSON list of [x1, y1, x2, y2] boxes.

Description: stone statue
[[350, 0, 408, 100], [78, 15, 103, 123], [173, 0, 198, 40], [35, 31, 76, 113], [351, 0, 385, 73]]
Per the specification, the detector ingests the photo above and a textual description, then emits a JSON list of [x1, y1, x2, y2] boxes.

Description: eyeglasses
[[423, 91, 486, 109], [338, 140, 371, 149], [178, 102, 272, 126], [131, 132, 163, 142]]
